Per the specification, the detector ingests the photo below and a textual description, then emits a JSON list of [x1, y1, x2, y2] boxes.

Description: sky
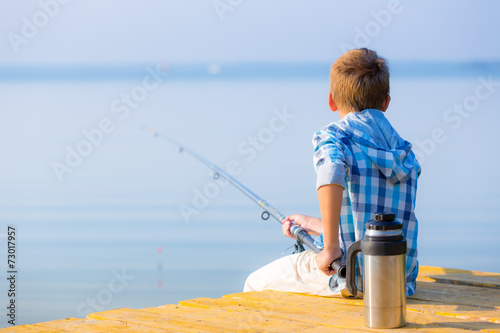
[[1, 0, 500, 65]]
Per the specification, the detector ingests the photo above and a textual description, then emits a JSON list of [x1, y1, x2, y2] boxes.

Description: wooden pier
[[2, 266, 499, 332]]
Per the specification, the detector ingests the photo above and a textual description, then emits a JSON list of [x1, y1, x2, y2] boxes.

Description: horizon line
[[1, 60, 499, 81]]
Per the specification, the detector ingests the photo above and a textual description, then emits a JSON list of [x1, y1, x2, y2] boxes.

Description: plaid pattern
[[312, 109, 420, 296]]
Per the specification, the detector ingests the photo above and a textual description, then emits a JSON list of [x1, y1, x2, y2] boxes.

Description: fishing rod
[[142, 126, 346, 278]]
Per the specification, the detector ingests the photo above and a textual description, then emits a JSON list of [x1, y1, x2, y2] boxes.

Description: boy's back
[[244, 48, 420, 297], [312, 108, 420, 295]]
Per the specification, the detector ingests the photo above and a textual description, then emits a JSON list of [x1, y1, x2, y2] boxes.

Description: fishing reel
[[294, 241, 306, 253], [281, 240, 306, 256]]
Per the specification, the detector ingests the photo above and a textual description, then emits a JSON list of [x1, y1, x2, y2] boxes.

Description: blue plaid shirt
[[313, 109, 420, 296]]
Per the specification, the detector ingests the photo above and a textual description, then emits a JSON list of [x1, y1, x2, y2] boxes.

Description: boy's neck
[[338, 109, 354, 119]]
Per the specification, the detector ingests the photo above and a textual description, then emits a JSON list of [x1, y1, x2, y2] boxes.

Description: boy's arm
[[316, 183, 343, 275]]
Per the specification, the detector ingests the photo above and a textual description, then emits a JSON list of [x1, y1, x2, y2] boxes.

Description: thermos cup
[[346, 212, 407, 328]]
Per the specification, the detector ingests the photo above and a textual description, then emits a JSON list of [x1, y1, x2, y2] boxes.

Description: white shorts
[[243, 250, 338, 297]]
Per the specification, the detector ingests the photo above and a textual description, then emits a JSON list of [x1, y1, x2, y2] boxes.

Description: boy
[[244, 48, 420, 296]]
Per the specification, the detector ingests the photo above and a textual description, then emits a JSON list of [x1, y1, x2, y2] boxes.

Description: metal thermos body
[[346, 213, 407, 329]]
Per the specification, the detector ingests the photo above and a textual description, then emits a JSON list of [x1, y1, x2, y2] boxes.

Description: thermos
[[346, 212, 407, 329]]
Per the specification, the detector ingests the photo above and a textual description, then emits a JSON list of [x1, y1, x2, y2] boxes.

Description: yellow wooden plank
[[419, 266, 500, 278], [87, 307, 209, 333], [87, 305, 331, 333], [148, 306, 360, 333], [223, 290, 500, 332], [180, 295, 474, 333], [0, 317, 168, 333], [408, 299, 500, 324], [412, 280, 500, 309], [418, 266, 500, 289], [180, 295, 369, 332], [34, 317, 168, 333], [0, 324, 67, 332]]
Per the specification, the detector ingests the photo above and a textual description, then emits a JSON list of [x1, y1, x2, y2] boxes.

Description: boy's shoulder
[[312, 122, 349, 149], [314, 122, 344, 137]]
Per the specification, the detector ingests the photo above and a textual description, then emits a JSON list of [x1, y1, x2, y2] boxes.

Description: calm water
[[1, 65, 500, 326]]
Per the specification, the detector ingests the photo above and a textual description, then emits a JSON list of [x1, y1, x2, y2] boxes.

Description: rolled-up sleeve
[[312, 129, 347, 190]]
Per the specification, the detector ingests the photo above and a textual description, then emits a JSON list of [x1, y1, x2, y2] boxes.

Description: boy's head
[[329, 48, 390, 114]]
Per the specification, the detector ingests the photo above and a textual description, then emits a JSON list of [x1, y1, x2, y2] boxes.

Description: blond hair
[[329, 48, 389, 112]]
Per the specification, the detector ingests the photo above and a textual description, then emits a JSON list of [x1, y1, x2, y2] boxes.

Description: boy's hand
[[316, 246, 342, 276], [282, 214, 323, 238]]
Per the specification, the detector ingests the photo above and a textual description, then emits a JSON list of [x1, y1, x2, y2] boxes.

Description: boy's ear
[[380, 94, 391, 112], [328, 93, 338, 112]]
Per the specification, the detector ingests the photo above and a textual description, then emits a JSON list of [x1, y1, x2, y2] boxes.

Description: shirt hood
[[332, 109, 421, 184]]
